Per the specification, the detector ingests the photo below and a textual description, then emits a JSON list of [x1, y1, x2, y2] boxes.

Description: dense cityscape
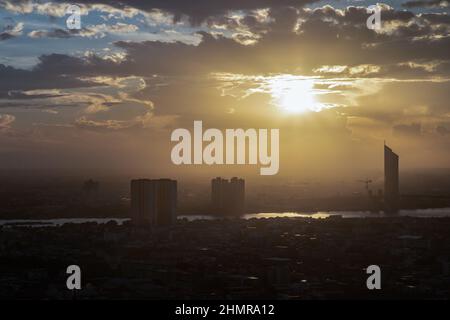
[[1, 216, 450, 299], [0, 146, 450, 299]]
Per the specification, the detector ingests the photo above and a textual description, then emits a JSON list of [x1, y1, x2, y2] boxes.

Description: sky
[[0, 0, 449, 180]]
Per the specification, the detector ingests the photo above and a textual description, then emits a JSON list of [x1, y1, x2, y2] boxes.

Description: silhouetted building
[[131, 179, 177, 226], [131, 179, 156, 225], [230, 177, 245, 214], [384, 144, 399, 213], [155, 179, 177, 226], [211, 177, 226, 214], [211, 177, 245, 216]]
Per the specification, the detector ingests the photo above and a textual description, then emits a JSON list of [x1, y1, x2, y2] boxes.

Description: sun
[[267, 75, 322, 113]]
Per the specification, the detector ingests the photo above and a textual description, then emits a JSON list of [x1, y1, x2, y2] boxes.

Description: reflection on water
[[1, 208, 450, 226], [243, 212, 332, 219], [184, 208, 450, 221], [181, 208, 450, 221]]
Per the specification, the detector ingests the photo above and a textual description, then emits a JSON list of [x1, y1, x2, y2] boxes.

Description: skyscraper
[[131, 179, 156, 225], [211, 177, 227, 214], [131, 179, 177, 226], [211, 177, 245, 216], [384, 144, 399, 213], [230, 177, 245, 214], [155, 179, 177, 226]]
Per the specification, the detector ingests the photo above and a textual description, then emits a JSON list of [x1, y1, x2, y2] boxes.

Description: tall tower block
[[384, 144, 399, 213]]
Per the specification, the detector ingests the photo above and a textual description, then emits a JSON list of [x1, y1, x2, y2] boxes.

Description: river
[[1, 207, 450, 227]]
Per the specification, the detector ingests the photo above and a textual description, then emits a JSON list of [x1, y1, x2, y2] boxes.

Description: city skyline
[[130, 144, 400, 219]]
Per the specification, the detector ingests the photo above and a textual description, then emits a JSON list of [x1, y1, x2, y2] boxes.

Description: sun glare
[[267, 75, 323, 113]]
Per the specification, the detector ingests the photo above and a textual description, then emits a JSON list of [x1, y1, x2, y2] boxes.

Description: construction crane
[[357, 179, 372, 192]]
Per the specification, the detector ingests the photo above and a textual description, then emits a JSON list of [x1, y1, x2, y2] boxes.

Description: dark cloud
[[2, 5, 449, 81], [1, 0, 320, 25], [0, 55, 106, 97], [0, 32, 14, 40], [2, 90, 66, 100], [0, 3, 447, 115], [28, 28, 76, 39], [0, 5, 448, 105], [111, 6, 449, 76], [420, 12, 450, 24], [0, 20, 22, 41], [114, 33, 257, 75], [402, 0, 449, 8], [32, 53, 124, 76], [315, 60, 450, 79], [0, 50, 134, 95], [62, 0, 319, 25], [27, 24, 138, 39]]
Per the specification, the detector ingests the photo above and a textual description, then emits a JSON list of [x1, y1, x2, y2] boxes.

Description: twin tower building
[[130, 177, 246, 226]]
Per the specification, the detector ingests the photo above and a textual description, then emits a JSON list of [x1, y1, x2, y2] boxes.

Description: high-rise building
[[211, 177, 226, 213], [384, 144, 399, 213], [230, 177, 245, 214], [131, 179, 177, 226], [155, 179, 177, 226], [211, 177, 245, 216], [131, 179, 156, 225]]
